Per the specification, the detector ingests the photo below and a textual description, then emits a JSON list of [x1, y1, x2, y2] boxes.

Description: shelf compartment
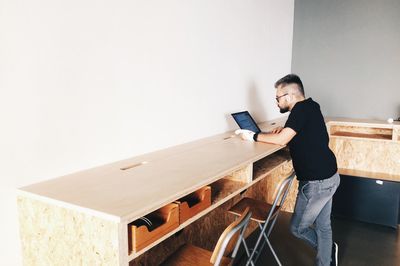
[[127, 149, 293, 261], [128, 203, 179, 253], [175, 186, 211, 223], [253, 149, 291, 180], [209, 178, 247, 204], [329, 125, 393, 140]]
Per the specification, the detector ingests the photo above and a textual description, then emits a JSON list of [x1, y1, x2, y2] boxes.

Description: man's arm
[[256, 127, 297, 145]]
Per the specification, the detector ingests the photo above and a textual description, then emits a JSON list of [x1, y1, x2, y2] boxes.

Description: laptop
[[231, 111, 261, 133]]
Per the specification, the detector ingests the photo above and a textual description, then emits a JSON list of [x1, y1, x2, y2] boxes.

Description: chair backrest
[[266, 171, 296, 222], [276, 171, 296, 206], [210, 207, 252, 266]]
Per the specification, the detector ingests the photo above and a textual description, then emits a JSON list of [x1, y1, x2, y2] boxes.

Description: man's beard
[[279, 107, 289, 113]]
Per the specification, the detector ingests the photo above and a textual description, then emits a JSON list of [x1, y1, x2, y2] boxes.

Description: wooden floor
[[234, 212, 400, 266]]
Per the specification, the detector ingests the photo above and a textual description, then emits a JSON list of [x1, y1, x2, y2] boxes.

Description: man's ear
[[287, 93, 293, 103]]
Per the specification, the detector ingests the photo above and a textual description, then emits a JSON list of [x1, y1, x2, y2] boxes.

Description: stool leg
[[230, 213, 255, 266], [245, 224, 267, 266], [241, 238, 251, 258], [245, 237, 261, 266], [253, 222, 268, 264], [265, 236, 282, 266], [253, 216, 282, 266], [266, 213, 281, 237], [241, 238, 256, 266]]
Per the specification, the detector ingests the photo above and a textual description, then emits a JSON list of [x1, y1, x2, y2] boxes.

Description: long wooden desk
[[17, 117, 400, 265], [17, 117, 296, 266]]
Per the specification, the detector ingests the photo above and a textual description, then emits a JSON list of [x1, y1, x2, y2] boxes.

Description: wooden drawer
[[129, 203, 179, 252], [175, 186, 211, 223]]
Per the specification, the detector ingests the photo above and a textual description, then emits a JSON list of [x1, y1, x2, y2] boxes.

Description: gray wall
[[292, 0, 400, 120]]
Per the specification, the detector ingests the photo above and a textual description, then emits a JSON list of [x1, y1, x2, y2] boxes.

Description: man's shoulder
[[301, 97, 321, 111], [292, 98, 311, 112]]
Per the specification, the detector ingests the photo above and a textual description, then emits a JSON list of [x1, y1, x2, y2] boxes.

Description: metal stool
[[228, 172, 296, 266], [162, 207, 252, 266]]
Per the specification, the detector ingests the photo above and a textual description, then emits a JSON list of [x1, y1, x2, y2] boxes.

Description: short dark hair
[[274, 74, 305, 96]]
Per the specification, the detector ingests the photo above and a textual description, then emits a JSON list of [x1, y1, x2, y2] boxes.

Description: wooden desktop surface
[[19, 118, 287, 223], [19, 116, 399, 222]]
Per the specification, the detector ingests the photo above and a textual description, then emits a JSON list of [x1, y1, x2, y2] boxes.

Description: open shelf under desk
[[253, 149, 291, 180], [328, 123, 396, 141], [210, 178, 247, 204], [128, 179, 248, 261], [128, 150, 292, 261], [330, 132, 393, 140]]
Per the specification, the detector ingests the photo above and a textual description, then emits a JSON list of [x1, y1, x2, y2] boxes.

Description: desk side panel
[[17, 196, 122, 266], [329, 138, 400, 179], [247, 160, 297, 212]]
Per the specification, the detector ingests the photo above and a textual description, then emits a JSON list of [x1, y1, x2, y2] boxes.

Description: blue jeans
[[290, 172, 340, 266]]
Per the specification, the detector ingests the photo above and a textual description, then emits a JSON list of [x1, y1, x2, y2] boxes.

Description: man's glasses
[[275, 93, 288, 102]]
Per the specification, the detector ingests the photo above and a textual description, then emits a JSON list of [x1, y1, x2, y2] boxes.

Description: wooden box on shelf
[[175, 186, 212, 223], [129, 203, 179, 253]]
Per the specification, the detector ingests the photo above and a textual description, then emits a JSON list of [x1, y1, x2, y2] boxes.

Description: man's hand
[[271, 126, 284, 134], [235, 129, 255, 141]]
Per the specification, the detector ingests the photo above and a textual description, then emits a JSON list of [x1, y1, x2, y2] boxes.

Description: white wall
[[0, 0, 294, 264]]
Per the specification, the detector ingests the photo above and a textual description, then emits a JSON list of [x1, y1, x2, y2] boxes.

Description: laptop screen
[[231, 111, 261, 133]]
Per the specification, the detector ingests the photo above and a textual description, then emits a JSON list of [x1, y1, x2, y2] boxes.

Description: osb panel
[[329, 125, 393, 137], [209, 177, 245, 204], [130, 196, 241, 265], [393, 127, 400, 141], [228, 164, 252, 183], [253, 149, 291, 180], [17, 196, 121, 266], [329, 138, 400, 177], [130, 232, 186, 266], [247, 160, 297, 213], [182, 197, 242, 252], [331, 132, 392, 140], [184, 160, 296, 251], [130, 160, 296, 265], [181, 196, 262, 257]]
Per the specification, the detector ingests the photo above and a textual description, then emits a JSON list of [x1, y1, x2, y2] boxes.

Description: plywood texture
[[132, 195, 260, 265], [247, 160, 297, 213], [130, 196, 240, 266], [183, 197, 241, 252], [182, 195, 257, 256], [228, 164, 253, 183], [210, 178, 246, 204], [331, 131, 392, 140], [129, 233, 186, 266], [185, 161, 297, 251], [161, 244, 232, 266], [253, 148, 291, 180], [130, 160, 294, 265], [393, 127, 400, 141], [18, 196, 121, 266], [325, 117, 400, 128], [330, 137, 400, 178], [329, 125, 393, 137]]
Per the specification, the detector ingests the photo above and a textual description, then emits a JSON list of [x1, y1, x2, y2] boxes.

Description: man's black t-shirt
[[284, 98, 337, 181]]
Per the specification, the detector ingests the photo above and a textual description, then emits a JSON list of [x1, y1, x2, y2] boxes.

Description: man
[[236, 74, 340, 266]]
